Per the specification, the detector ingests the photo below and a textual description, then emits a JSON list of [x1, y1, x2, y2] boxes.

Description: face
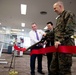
[[53, 3, 61, 15], [47, 24, 53, 30], [32, 24, 37, 31]]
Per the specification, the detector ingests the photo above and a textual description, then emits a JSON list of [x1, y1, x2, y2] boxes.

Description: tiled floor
[[0, 53, 76, 75]]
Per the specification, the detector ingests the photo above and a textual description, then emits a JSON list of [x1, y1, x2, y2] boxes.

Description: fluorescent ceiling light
[[21, 4, 27, 15], [11, 32, 19, 34], [21, 23, 25, 27], [11, 29, 21, 32]]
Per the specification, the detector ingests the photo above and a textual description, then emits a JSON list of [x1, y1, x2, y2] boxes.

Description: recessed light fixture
[[21, 23, 25, 27], [22, 29, 24, 32], [40, 11, 47, 15], [21, 4, 27, 15]]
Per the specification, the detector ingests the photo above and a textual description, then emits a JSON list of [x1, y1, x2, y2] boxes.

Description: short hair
[[55, 1, 64, 7], [57, 1, 63, 5], [47, 21, 53, 26], [31, 22, 36, 25]]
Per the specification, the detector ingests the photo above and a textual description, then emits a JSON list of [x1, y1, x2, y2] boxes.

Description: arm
[[63, 12, 76, 38]]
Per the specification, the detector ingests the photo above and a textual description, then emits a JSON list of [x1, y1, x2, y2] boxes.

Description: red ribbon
[[30, 46, 76, 55], [14, 44, 26, 52]]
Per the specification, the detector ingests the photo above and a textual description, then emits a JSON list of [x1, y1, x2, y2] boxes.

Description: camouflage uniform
[[50, 10, 76, 75]]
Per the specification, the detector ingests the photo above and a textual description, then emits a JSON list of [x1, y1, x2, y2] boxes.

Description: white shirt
[[29, 29, 45, 45]]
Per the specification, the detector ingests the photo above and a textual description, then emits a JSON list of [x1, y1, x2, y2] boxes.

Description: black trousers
[[46, 53, 53, 73], [30, 54, 43, 74]]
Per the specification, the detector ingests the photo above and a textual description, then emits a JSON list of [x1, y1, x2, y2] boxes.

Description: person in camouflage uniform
[[50, 1, 76, 75]]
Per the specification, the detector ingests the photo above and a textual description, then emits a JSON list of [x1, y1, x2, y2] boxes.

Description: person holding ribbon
[[29, 23, 45, 75], [49, 1, 76, 75], [45, 21, 54, 75]]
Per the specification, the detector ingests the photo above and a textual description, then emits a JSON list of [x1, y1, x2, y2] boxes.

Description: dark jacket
[[45, 29, 54, 46]]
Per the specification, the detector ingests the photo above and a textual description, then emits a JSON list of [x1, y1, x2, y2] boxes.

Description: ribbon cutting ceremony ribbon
[[30, 46, 76, 55], [14, 44, 26, 52]]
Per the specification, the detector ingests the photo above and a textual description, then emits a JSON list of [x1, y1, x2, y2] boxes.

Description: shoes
[[38, 71, 45, 74], [31, 73, 35, 75]]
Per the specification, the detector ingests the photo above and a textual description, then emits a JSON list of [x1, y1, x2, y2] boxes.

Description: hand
[[44, 41, 47, 44], [43, 33, 46, 36], [39, 43, 44, 46], [54, 41, 61, 48]]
